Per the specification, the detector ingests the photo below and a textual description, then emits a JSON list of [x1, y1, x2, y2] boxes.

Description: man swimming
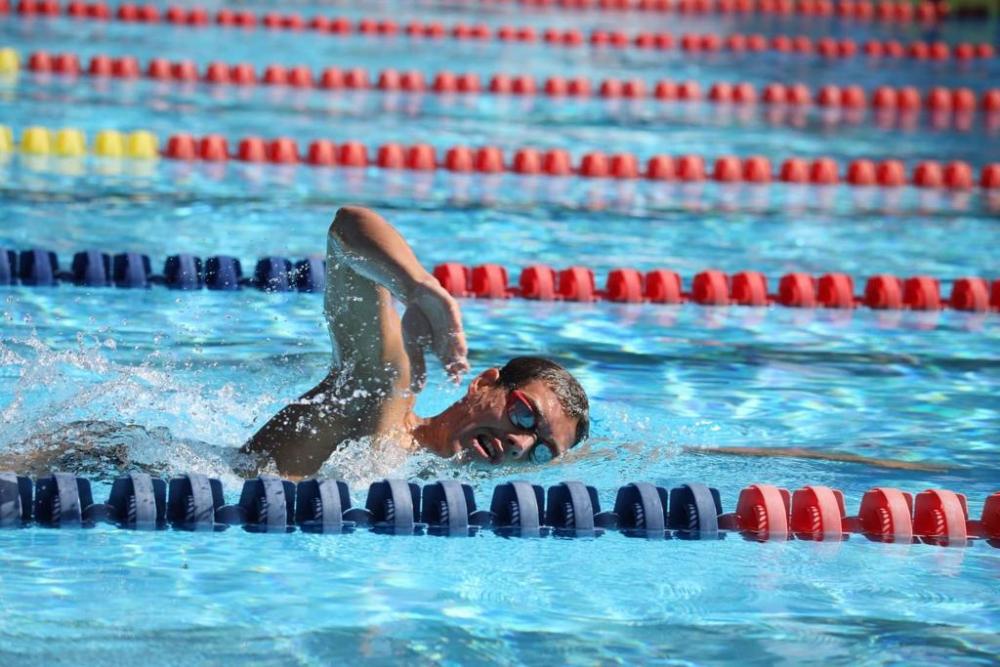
[[243, 206, 590, 477]]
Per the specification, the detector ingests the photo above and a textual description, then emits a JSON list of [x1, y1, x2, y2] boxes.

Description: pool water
[[1, 1, 999, 664]]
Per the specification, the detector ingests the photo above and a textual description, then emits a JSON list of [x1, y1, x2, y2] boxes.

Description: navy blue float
[[19, 249, 58, 286]]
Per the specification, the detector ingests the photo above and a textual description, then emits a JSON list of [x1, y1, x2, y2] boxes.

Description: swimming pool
[[1, 1, 999, 664]]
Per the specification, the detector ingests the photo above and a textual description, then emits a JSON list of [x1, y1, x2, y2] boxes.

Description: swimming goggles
[[505, 389, 556, 464]]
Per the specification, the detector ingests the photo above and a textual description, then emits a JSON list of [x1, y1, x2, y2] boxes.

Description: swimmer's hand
[[402, 277, 469, 392]]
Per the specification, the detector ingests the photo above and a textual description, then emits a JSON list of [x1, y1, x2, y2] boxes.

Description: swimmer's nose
[[505, 432, 536, 460]]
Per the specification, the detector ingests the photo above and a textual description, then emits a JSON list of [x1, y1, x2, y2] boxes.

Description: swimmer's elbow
[[329, 206, 377, 244]]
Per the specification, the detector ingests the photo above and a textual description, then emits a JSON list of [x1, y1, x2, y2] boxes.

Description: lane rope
[[2, 248, 997, 313], [14, 48, 1000, 122], [2, 2, 992, 62], [443, 0, 951, 22], [3, 123, 999, 190], [2, 471, 997, 546]]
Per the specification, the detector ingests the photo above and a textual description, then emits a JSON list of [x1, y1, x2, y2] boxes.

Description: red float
[[376, 144, 405, 169], [691, 270, 729, 305], [543, 149, 573, 176], [172, 61, 198, 82], [949, 278, 990, 312], [943, 161, 973, 189], [512, 148, 542, 175], [730, 484, 791, 539], [847, 160, 877, 186], [164, 133, 197, 160], [742, 156, 772, 183], [306, 140, 337, 167], [809, 158, 839, 185], [817, 273, 856, 308], [605, 269, 644, 302], [288, 66, 313, 88], [863, 275, 904, 309], [198, 135, 230, 161], [263, 65, 289, 86], [519, 265, 558, 300], [849, 488, 913, 541], [444, 146, 474, 172], [730, 271, 769, 306], [644, 270, 683, 304], [645, 155, 676, 181], [676, 155, 705, 181], [433, 263, 470, 297], [778, 273, 816, 307], [146, 57, 172, 80], [111, 56, 139, 78], [236, 137, 267, 162], [912, 161, 944, 188], [475, 147, 505, 174], [319, 68, 343, 89], [790, 486, 846, 538], [902, 277, 941, 310], [557, 266, 597, 301], [779, 158, 810, 183], [337, 141, 368, 167], [876, 160, 906, 187], [712, 155, 742, 182], [267, 137, 299, 164], [28, 51, 53, 72], [913, 489, 968, 543], [610, 153, 638, 179], [229, 63, 257, 86], [471, 265, 510, 299]]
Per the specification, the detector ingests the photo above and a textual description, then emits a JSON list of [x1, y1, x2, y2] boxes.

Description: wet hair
[[497, 356, 590, 447]]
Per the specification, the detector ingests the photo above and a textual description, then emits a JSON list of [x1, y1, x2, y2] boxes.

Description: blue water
[[1, 3, 999, 665]]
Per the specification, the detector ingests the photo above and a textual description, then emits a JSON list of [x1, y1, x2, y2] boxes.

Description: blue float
[[254, 256, 293, 292], [19, 248, 58, 287], [163, 254, 203, 290], [294, 257, 325, 292], [205, 255, 243, 291], [113, 252, 152, 288], [71, 250, 112, 287]]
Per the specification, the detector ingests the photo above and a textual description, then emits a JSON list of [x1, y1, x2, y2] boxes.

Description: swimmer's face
[[449, 368, 579, 465]]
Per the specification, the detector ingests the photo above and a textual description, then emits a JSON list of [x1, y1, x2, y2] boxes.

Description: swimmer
[[242, 206, 590, 477]]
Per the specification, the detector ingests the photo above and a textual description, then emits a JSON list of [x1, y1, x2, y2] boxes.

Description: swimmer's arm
[[327, 205, 436, 305], [684, 446, 950, 472], [328, 206, 469, 387]]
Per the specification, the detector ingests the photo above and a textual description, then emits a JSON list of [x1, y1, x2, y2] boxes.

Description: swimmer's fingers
[[401, 307, 428, 393], [436, 329, 469, 384]]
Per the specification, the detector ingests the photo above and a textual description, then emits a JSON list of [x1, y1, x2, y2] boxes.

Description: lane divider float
[[4, 125, 1000, 191], [18, 49, 1000, 120], [4, 2, 989, 61], [1, 124, 157, 158], [1, 248, 998, 313], [455, 0, 950, 23], [1, 471, 997, 547]]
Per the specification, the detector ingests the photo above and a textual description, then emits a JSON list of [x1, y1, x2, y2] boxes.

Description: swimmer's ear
[[467, 367, 501, 395]]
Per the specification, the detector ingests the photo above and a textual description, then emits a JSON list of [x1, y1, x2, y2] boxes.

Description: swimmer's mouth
[[473, 433, 502, 464]]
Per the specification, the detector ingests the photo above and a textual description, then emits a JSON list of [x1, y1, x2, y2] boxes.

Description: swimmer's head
[[437, 356, 589, 465]]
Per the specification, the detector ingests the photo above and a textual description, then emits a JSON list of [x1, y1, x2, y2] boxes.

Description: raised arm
[[325, 206, 469, 386]]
